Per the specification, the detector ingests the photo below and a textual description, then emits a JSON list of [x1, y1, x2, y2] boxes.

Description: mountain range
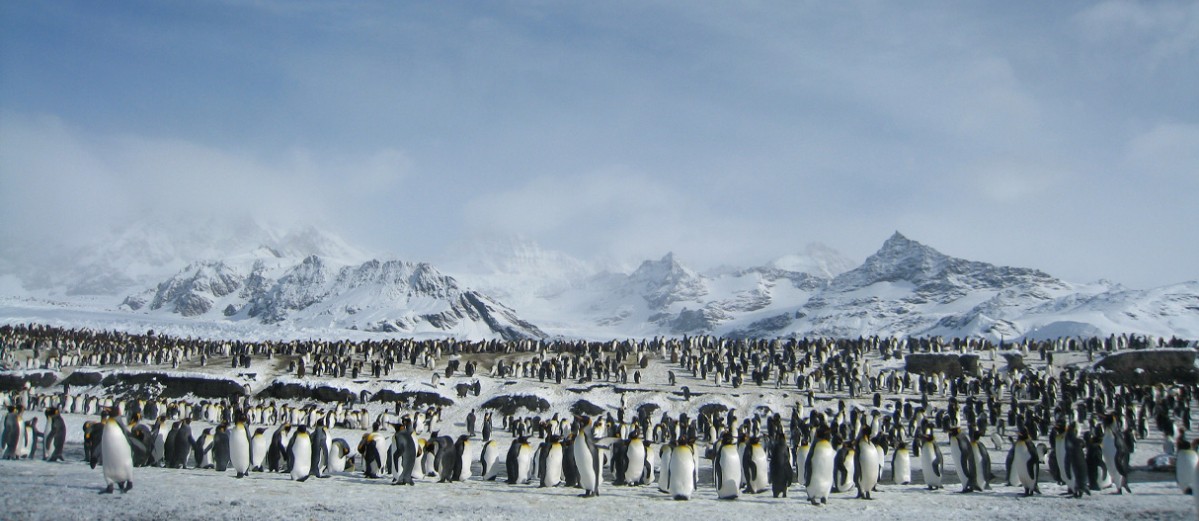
[[1, 221, 1195, 341]]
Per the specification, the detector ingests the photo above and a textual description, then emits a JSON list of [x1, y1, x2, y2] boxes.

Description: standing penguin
[[193, 428, 215, 469], [1064, 423, 1090, 498], [149, 418, 166, 467], [1, 406, 19, 459], [43, 407, 67, 462], [715, 432, 742, 499], [657, 442, 673, 494], [505, 437, 524, 485], [540, 435, 564, 487], [212, 424, 231, 472], [1012, 430, 1041, 497], [267, 424, 290, 473], [391, 422, 418, 485], [288, 425, 312, 482], [948, 427, 976, 493], [309, 420, 330, 479], [515, 437, 535, 485], [1176, 438, 1197, 495], [794, 435, 810, 490], [744, 436, 770, 494], [968, 429, 992, 491], [769, 430, 793, 498], [805, 427, 836, 506], [668, 437, 697, 500], [358, 432, 385, 479], [329, 438, 352, 473], [854, 428, 881, 499], [573, 417, 601, 497], [623, 430, 647, 486], [833, 440, 856, 493], [174, 420, 195, 468], [918, 432, 943, 490], [1102, 414, 1132, 494], [452, 435, 473, 481], [250, 428, 269, 472], [890, 434, 911, 485], [98, 416, 134, 494], [480, 439, 502, 481], [229, 421, 251, 478]]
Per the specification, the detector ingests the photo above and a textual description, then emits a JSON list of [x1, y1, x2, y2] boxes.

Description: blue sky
[[2, 1, 1197, 288]]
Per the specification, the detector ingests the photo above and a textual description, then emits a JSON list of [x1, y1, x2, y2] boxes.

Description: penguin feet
[[120, 481, 132, 493], [99, 484, 115, 494]]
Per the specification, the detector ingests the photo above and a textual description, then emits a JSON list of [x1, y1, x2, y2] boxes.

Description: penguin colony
[[1, 324, 1197, 505]]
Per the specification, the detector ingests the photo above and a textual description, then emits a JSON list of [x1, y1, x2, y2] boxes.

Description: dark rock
[[904, 353, 981, 378], [370, 389, 454, 408], [61, 371, 104, 387], [1001, 352, 1026, 371], [699, 403, 729, 416], [481, 394, 550, 415], [0, 371, 58, 391], [1092, 349, 1199, 386], [257, 381, 357, 403], [98, 372, 247, 399], [570, 399, 605, 417], [636, 403, 660, 418]]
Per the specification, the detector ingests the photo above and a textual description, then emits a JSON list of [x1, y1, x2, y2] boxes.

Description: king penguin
[[769, 430, 793, 498], [250, 427, 268, 472], [481, 439, 501, 481], [1176, 438, 1197, 495], [623, 429, 647, 486], [744, 435, 770, 494], [98, 415, 134, 494], [890, 433, 911, 485], [805, 427, 836, 506], [288, 425, 313, 482], [540, 434, 564, 487], [573, 416, 601, 497], [657, 442, 673, 494], [918, 431, 943, 490], [715, 432, 742, 499], [1063, 423, 1090, 498], [668, 436, 697, 500], [230, 420, 251, 478], [1012, 430, 1041, 497], [854, 427, 881, 499]]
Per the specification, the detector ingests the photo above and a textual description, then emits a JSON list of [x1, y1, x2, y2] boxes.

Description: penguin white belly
[[748, 445, 769, 493], [458, 441, 474, 480], [482, 441, 501, 480], [230, 430, 251, 475], [1177, 449, 1198, 494], [624, 442, 646, 485], [717, 445, 742, 499], [806, 444, 835, 503], [17, 422, 30, 458], [920, 444, 942, 488], [100, 421, 133, 485], [892, 448, 911, 485], [543, 445, 563, 486], [1013, 442, 1037, 493], [290, 436, 312, 480], [658, 445, 673, 493], [835, 450, 855, 492], [574, 439, 597, 492], [516, 445, 534, 484], [970, 444, 987, 490], [668, 445, 696, 500], [795, 445, 809, 487], [1102, 434, 1122, 484], [950, 443, 967, 487], [329, 447, 348, 473], [857, 443, 880, 494]]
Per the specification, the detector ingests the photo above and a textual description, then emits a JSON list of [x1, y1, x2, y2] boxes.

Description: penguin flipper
[[932, 448, 943, 478]]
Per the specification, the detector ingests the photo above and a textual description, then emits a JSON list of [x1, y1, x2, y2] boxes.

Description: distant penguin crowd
[[2, 324, 1198, 504]]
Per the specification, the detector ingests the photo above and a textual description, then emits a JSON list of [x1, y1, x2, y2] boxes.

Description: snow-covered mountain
[[122, 252, 546, 341]]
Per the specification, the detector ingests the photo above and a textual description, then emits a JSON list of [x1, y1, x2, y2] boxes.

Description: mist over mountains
[[0, 219, 1195, 342]]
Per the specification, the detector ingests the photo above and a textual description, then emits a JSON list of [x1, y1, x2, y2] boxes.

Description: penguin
[[805, 428, 836, 506], [480, 439, 502, 481], [623, 431, 647, 486], [212, 424, 231, 472], [194, 428, 215, 469], [573, 416, 601, 497], [948, 427, 976, 493], [43, 407, 67, 463], [1102, 414, 1132, 494], [854, 428, 881, 499], [98, 416, 134, 494], [540, 435, 564, 487], [668, 437, 697, 500], [1176, 438, 1197, 495], [743, 436, 770, 494], [329, 438, 352, 473], [288, 425, 312, 481], [890, 434, 911, 485], [715, 432, 742, 499], [918, 432, 943, 490], [505, 437, 524, 485], [1052, 422, 1068, 485], [148, 418, 166, 467], [769, 430, 793, 498], [515, 437, 535, 485], [968, 429, 992, 491], [657, 442, 673, 494], [84, 420, 104, 469], [833, 440, 855, 493], [250, 427, 269, 471], [794, 436, 810, 490], [1012, 430, 1041, 497], [267, 424, 290, 473], [1086, 431, 1110, 491], [562, 435, 579, 487], [229, 421, 251, 478], [452, 435, 473, 481], [358, 432, 386, 479], [1063, 423, 1090, 498], [164, 421, 179, 469], [309, 421, 330, 478], [1, 406, 19, 459]]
